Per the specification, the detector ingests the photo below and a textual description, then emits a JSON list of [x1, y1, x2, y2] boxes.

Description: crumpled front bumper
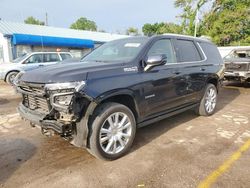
[[17, 103, 65, 134]]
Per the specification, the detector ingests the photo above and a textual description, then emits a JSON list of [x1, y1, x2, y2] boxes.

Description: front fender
[[94, 88, 136, 103], [4, 69, 21, 80]]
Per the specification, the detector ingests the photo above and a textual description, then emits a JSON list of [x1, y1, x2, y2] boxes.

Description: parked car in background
[[224, 47, 250, 83], [15, 35, 224, 160], [0, 52, 73, 84]]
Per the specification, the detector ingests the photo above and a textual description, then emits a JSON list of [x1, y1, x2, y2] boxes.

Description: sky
[[0, 0, 181, 33]]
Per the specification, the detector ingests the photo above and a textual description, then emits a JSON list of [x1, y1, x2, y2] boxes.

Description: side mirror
[[23, 59, 30, 64], [144, 54, 167, 71]]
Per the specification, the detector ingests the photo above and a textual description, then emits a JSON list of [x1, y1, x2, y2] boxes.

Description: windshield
[[81, 37, 148, 63], [13, 54, 29, 63]]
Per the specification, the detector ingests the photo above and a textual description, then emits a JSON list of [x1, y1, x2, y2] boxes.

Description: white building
[[0, 21, 128, 63]]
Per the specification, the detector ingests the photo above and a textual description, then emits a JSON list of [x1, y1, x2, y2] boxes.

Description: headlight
[[45, 81, 86, 92], [45, 81, 86, 109], [54, 93, 73, 106]]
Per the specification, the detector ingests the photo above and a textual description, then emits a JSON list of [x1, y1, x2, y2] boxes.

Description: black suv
[[15, 35, 224, 160]]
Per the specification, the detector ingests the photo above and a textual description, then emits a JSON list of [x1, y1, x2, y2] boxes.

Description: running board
[[137, 103, 199, 128]]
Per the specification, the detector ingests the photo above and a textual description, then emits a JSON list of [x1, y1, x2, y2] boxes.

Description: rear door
[[142, 38, 189, 119], [173, 39, 207, 104], [41, 53, 61, 66]]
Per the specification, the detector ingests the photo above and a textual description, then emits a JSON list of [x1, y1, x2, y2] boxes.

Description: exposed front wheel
[[88, 102, 136, 160], [6, 71, 19, 85], [196, 84, 218, 116]]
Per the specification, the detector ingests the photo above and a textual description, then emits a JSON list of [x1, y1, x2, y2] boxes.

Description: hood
[[0, 62, 20, 69], [20, 61, 123, 83]]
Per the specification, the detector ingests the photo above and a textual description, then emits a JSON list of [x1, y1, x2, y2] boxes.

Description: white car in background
[[0, 52, 72, 84]]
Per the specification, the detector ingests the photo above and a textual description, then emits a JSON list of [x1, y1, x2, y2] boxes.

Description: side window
[[147, 39, 176, 63], [175, 40, 202, 62], [44, 53, 60, 62], [25, 54, 43, 64], [60, 54, 72, 60]]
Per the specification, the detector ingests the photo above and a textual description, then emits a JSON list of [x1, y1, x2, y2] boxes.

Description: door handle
[[200, 67, 206, 71], [38, 64, 44, 67], [173, 70, 181, 75]]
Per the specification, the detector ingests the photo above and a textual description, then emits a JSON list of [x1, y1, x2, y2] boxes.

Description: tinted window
[[25, 54, 43, 64], [199, 42, 223, 64], [44, 53, 60, 62], [147, 39, 176, 63], [60, 53, 72, 60], [175, 40, 201, 62]]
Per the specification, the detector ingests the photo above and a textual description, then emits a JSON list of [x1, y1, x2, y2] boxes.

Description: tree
[[24, 16, 45, 25], [174, 0, 208, 36], [126, 27, 139, 36], [142, 22, 182, 36], [70, 17, 97, 31], [200, 0, 250, 46]]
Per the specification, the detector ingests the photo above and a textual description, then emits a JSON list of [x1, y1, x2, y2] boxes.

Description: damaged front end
[[15, 80, 95, 146]]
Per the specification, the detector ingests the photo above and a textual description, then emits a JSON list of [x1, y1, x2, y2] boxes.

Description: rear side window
[[199, 42, 223, 64], [147, 39, 176, 63], [175, 39, 201, 62], [60, 53, 72, 60], [44, 53, 60, 62]]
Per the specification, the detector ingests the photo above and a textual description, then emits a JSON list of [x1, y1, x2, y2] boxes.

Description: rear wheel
[[195, 84, 218, 116], [6, 71, 19, 85], [88, 102, 136, 160]]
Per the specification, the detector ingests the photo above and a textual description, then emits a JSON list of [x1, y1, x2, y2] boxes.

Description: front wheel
[[195, 84, 218, 116], [88, 102, 136, 160], [6, 71, 19, 85]]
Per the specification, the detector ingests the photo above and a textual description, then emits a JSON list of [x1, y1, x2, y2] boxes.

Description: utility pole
[[194, 10, 199, 37], [45, 12, 48, 26]]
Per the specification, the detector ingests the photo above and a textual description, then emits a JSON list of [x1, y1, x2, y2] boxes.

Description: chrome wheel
[[99, 112, 132, 154], [205, 87, 217, 113], [7, 72, 18, 85]]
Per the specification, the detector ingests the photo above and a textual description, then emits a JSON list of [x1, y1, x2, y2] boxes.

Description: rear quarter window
[[199, 42, 223, 64]]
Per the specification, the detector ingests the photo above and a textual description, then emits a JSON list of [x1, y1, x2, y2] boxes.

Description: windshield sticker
[[124, 43, 141, 48]]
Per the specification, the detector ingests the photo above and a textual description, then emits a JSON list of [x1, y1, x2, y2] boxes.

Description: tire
[[6, 71, 19, 85], [88, 102, 136, 160], [195, 84, 218, 116]]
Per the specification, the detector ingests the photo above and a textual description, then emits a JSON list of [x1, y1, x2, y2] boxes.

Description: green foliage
[[142, 22, 182, 36], [126, 27, 139, 36], [174, 0, 208, 36], [200, 0, 250, 46], [24, 16, 45, 25], [70, 17, 97, 31]]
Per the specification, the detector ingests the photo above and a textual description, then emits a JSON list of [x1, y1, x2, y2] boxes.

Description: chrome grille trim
[[17, 83, 50, 114], [225, 63, 249, 71]]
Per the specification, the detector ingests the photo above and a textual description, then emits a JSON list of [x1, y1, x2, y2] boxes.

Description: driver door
[[22, 54, 44, 71], [142, 38, 188, 119]]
